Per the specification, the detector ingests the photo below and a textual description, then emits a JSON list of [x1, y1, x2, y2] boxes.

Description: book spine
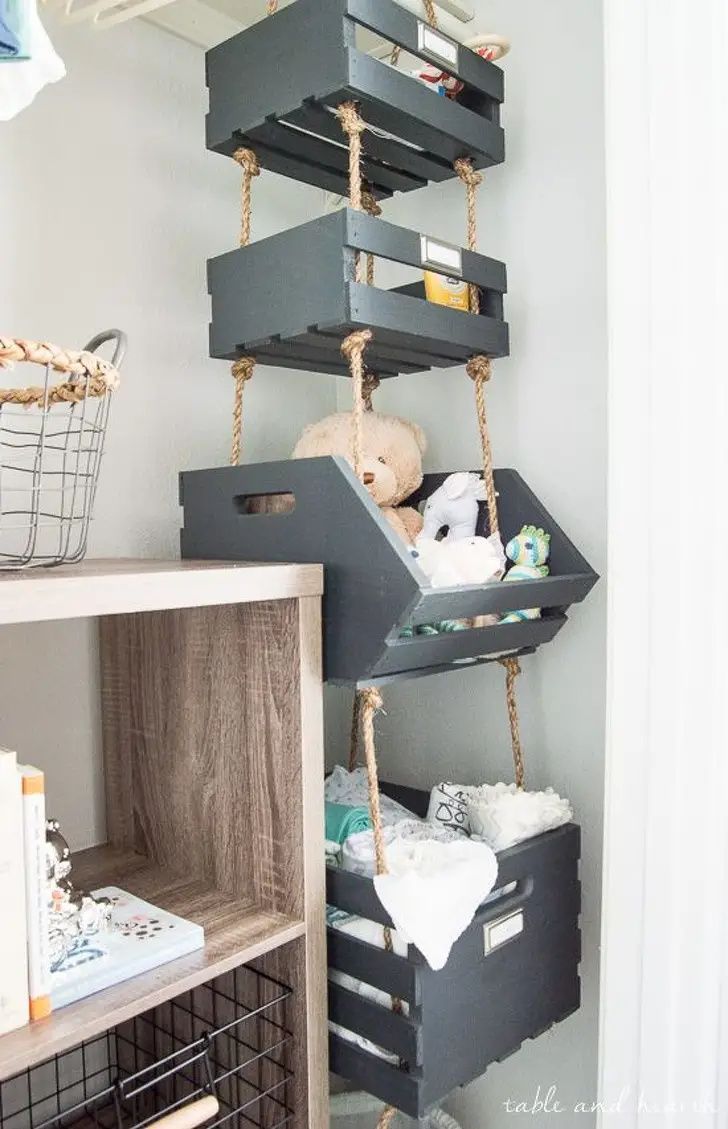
[[0, 751, 29, 1035], [20, 768, 51, 1021]]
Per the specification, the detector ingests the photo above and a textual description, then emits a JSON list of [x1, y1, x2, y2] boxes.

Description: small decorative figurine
[[501, 525, 551, 623], [46, 819, 111, 972]]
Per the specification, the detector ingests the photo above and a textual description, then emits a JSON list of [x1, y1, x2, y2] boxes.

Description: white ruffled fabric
[[467, 782, 573, 851], [342, 818, 462, 877], [373, 836, 498, 971]]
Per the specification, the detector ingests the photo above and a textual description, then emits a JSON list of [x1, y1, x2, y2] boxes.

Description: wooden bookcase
[[0, 559, 327, 1129]]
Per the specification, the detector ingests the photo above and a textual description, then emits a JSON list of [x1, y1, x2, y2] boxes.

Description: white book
[[18, 765, 51, 1021], [0, 748, 29, 1035], [51, 888, 204, 1010]]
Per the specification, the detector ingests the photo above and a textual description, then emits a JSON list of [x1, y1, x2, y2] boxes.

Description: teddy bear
[[292, 410, 427, 545]]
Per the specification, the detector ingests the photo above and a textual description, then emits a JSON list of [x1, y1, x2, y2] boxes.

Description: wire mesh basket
[[0, 964, 294, 1129], [0, 330, 125, 570]]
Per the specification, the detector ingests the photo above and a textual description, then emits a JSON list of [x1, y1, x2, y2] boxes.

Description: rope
[[341, 330, 372, 479], [230, 356, 255, 466], [349, 692, 362, 771], [454, 157, 483, 313], [390, 0, 437, 66], [499, 657, 525, 788], [337, 101, 367, 290], [466, 355, 498, 536], [233, 147, 260, 250], [0, 338, 120, 405], [362, 373, 380, 411], [228, 148, 261, 465], [362, 189, 382, 287], [266, 0, 278, 12]]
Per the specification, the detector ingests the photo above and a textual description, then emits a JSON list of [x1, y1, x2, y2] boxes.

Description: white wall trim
[[599, 1, 728, 1124]]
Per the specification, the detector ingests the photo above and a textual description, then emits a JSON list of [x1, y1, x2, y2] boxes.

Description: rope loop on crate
[[266, 0, 278, 13], [454, 157, 483, 313], [362, 187, 382, 287], [500, 657, 525, 788], [0, 338, 120, 406], [228, 148, 261, 465], [341, 329, 373, 479]]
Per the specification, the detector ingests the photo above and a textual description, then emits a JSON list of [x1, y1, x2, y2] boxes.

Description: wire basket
[[0, 964, 294, 1129], [0, 330, 125, 570]]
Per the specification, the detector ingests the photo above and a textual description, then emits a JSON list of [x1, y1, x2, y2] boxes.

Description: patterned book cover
[[51, 887, 204, 1010]]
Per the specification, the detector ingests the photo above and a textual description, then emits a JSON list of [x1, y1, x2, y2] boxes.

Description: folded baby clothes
[[0, 1, 65, 122], [327, 907, 409, 1062], [467, 782, 573, 851], [325, 801, 372, 844], [342, 818, 462, 877], [325, 766, 417, 828], [427, 782, 471, 836], [374, 837, 498, 970]]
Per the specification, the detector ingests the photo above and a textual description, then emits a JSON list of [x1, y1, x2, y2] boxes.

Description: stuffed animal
[[412, 533, 505, 588], [501, 524, 551, 623], [420, 472, 487, 541], [292, 410, 426, 544]]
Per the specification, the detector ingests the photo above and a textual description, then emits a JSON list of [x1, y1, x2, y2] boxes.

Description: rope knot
[[454, 157, 484, 189], [232, 147, 260, 179], [466, 354, 492, 383], [231, 355, 256, 383], [341, 329, 372, 362], [361, 685, 383, 714], [361, 190, 382, 218], [362, 372, 380, 410], [336, 101, 366, 138]]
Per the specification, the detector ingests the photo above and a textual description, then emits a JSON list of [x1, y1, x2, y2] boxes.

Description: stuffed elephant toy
[[421, 473, 487, 541]]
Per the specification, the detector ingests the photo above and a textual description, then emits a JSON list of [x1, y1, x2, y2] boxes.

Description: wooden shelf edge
[[0, 910, 305, 1081], [0, 559, 323, 626]]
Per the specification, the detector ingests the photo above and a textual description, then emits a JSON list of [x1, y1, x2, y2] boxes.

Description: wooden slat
[[328, 982, 421, 1063]]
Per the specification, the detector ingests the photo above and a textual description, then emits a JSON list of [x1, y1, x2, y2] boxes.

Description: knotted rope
[[466, 355, 498, 536], [0, 338, 120, 407], [454, 157, 483, 314], [341, 329, 373, 480], [229, 147, 261, 465], [362, 188, 382, 286], [500, 657, 525, 788]]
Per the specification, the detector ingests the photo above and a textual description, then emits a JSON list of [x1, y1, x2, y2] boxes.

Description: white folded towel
[[342, 818, 462, 877], [374, 837, 498, 970], [467, 782, 572, 851]]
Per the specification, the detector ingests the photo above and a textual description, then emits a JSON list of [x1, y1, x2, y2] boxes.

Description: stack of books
[[0, 747, 205, 1037]]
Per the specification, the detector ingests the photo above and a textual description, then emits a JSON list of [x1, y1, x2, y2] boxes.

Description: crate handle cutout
[[233, 491, 296, 515]]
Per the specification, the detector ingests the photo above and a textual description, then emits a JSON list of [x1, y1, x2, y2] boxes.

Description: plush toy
[[412, 34, 511, 99], [292, 410, 427, 545], [412, 534, 505, 588], [501, 524, 551, 623], [420, 472, 487, 541]]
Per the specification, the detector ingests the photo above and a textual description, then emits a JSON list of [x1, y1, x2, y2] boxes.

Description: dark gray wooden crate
[[179, 458, 598, 685], [208, 208, 508, 377], [206, 0, 505, 199], [327, 782, 581, 1118]]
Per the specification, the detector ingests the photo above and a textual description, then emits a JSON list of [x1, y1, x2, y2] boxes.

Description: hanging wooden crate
[[179, 459, 597, 685], [208, 208, 508, 377], [327, 781, 581, 1119], [206, 0, 505, 199]]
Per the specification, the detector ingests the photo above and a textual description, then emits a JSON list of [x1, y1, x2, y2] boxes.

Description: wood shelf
[[0, 559, 323, 626], [0, 845, 305, 1081]]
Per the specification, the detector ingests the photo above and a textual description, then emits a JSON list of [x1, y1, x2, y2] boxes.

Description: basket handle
[[83, 328, 127, 370], [147, 1095, 220, 1129]]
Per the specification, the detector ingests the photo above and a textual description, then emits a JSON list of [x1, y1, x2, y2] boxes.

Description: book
[[50, 888, 205, 1010], [0, 748, 29, 1035], [18, 765, 51, 1021]]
